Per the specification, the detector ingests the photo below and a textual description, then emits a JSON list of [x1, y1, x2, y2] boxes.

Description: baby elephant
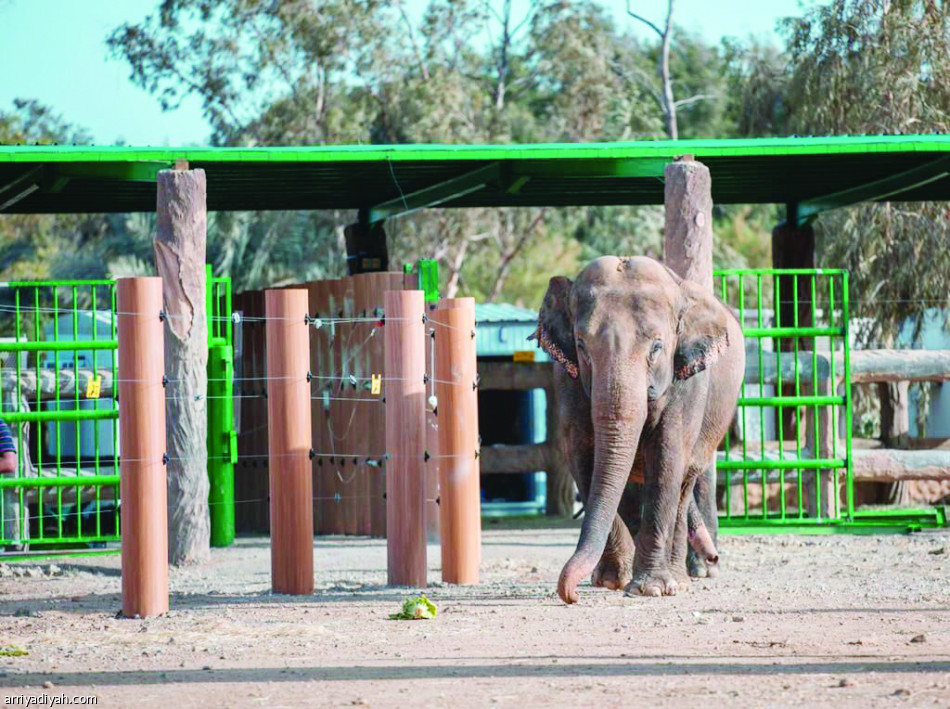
[[533, 256, 744, 603]]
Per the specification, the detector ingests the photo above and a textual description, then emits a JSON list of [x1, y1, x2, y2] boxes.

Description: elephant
[[532, 255, 745, 604]]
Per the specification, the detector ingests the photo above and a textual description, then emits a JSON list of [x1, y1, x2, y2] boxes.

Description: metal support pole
[[117, 277, 168, 618]]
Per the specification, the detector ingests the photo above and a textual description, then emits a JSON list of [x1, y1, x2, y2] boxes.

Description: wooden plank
[[352, 274, 374, 536], [265, 288, 314, 595], [477, 360, 554, 391], [116, 277, 168, 618], [307, 280, 325, 534], [339, 276, 359, 536], [326, 279, 346, 535], [385, 289, 427, 587], [852, 448, 950, 482]]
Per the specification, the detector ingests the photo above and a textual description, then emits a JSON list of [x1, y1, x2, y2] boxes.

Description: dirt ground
[[1, 522, 949, 709]]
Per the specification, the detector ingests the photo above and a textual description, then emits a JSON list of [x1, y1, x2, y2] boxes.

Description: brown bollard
[[117, 277, 168, 617], [432, 298, 481, 584], [384, 289, 427, 587], [266, 288, 314, 595]]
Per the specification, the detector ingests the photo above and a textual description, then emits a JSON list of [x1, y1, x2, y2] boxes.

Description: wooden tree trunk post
[[117, 277, 168, 618], [663, 155, 717, 532], [265, 288, 314, 595], [879, 380, 911, 504], [384, 289, 427, 587], [544, 384, 574, 516], [664, 155, 713, 290], [433, 297, 481, 584], [154, 166, 210, 565]]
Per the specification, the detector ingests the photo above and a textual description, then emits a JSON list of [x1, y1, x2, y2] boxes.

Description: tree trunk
[[663, 156, 712, 289], [154, 167, 210, 566], [664, 155, 715, 531], [544, 384, 575, 516]]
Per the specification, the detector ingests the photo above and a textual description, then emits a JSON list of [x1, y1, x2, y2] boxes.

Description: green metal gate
[[0, 280, 121, 552], [0, 272, 235, 555], [714, 267, 945, 533]]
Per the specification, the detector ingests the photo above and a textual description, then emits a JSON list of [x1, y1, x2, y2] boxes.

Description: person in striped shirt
[[0, 418, 21, 550]]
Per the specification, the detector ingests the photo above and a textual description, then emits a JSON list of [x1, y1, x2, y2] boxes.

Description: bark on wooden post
[[433, 298, 480, 584], [384, 289, 427, 587], [154, 166, 209, 565], [663, 155, 717, 532], [117, 277, 168, 618], [265, 288, 314, 595], [664, 155, 713, 290]]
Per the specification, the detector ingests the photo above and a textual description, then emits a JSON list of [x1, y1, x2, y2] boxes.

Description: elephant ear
[[531, 276, 578, 379], [674, 281, 731, 381]]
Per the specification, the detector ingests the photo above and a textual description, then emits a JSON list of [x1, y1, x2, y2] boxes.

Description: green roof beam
[[367, 162, 502, 223], [0, 165, 43, 211], [796, 155, 950, 225], [511, 157, 667, 179], [54, 161, 172, 183]]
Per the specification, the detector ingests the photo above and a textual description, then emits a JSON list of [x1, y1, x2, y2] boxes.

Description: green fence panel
[[714, 268, 852, 530], [0, 271, 236, 555], [0, 280, 120, 550], [714, 267, 947, 533]]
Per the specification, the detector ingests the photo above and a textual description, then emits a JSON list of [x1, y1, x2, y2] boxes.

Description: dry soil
[[1, 523, 949, 708]]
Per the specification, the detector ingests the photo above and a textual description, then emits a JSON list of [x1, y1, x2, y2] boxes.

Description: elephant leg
[[687, 456, 719, 578], [669, 472, 700, 587], [554, 370, 633, 591], [591, 514, 634, 590], [627, 433, 684, 597]]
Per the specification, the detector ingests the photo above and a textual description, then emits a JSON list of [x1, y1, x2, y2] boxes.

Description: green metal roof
[[2, 135, 950, 216]]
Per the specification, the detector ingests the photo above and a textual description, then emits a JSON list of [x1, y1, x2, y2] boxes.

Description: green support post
[[206, 266, 236, 548]]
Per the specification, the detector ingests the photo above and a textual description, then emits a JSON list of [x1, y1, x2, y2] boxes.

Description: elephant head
[[534, 256, 731, 604]]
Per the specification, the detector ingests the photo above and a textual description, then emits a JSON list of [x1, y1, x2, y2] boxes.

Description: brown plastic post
[[385, 289, 427, 587], [266, 288, 314, 595], [433, 297, 481, 584], [117, 277, 168, 618]]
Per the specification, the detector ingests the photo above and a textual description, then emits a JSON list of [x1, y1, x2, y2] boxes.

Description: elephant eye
[[576, 338, 586, 352], [649, 340, 663, 360]]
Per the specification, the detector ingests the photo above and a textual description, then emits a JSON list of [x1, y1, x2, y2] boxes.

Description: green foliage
[[780, 0, 950, 347]]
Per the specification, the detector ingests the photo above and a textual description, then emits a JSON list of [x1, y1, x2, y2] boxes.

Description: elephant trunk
[[557, 371, 645, 604]]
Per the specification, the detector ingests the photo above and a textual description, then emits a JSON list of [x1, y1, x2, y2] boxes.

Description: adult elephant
[[533, 256, 744, 603]]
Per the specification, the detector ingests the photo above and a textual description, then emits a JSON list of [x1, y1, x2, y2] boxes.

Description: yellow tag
[[85, 375, 102, 399], [513, 350, 535, 363], [370, 374, 382, 396]]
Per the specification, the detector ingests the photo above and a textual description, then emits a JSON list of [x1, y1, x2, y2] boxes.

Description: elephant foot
[[624, 569, 678, 597], [686, 521, 720, 579], [591, 551, 633, 591], [686, 549, 720, 579]]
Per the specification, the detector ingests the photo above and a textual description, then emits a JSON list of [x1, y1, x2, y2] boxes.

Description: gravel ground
[[0, 523, 948, 709]]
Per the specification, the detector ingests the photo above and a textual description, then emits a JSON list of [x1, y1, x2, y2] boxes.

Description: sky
[[0, 0, 813, 146]]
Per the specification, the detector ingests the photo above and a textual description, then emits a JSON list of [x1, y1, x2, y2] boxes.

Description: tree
[[781, 0, 950, 448], [782, 1, 950, 340]]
